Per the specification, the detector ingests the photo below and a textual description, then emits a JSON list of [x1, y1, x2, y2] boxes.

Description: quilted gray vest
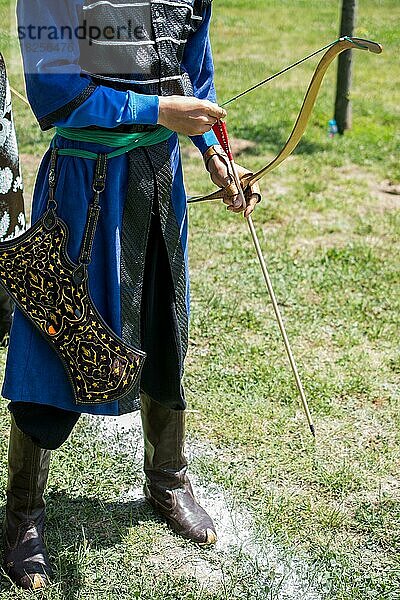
[[79, 0, 212, 97]]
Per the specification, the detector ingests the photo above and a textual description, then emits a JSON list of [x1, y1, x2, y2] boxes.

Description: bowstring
[[10, 38, 363, 112], [221, 38, 342, 107]]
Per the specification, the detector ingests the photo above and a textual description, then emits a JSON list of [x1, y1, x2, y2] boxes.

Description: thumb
[[207, 103, 227, 120]]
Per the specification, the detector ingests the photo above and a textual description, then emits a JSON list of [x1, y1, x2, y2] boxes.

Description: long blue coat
[[2, 0, 218, 416]]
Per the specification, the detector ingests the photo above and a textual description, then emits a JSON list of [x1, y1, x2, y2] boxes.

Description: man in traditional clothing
[[0, 55, 26, 345], [2, 0, 260, 590]]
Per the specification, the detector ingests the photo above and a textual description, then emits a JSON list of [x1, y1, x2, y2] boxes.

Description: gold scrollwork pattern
[[0, 212, 146, 404]]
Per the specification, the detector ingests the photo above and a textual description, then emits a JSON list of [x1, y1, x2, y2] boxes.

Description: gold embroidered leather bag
[[0, 149, 146, 405]]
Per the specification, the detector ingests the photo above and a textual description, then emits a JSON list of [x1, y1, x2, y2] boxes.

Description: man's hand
[[158, 96, 227, 136], [206, 151, 261, 218]]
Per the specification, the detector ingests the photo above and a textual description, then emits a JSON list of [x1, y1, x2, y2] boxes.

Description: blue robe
[[2, 0, 218, 415]]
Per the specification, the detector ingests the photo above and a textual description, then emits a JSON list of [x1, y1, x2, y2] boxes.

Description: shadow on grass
[[0, 492, 163, 598]]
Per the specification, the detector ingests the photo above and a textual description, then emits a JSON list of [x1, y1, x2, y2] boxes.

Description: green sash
[[54, 125, 174, 160]]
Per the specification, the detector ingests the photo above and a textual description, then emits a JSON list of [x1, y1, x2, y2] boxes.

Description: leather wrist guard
[[203, 145, 229, 172]]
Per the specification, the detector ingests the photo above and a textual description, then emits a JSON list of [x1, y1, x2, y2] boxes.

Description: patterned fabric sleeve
[[0, 54, 26, 242]]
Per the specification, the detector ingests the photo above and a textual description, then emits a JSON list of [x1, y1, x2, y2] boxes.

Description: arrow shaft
[[246, 215, 315, 436], [212, 119, 316, 436]]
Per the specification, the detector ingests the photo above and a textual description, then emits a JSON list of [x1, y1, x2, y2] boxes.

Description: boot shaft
[[3, 416, 53, 589], [140, 393, 187, 475], [6, 415, 51, 517], [140, 394, 217, 545]]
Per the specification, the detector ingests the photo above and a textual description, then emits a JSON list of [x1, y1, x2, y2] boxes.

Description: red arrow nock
[[212, 120, 233, 161]]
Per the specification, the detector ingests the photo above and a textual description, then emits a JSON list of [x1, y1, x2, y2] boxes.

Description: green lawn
[[0, 0, 399, 598]]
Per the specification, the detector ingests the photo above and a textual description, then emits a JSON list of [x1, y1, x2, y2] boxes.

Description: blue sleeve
[[54, 87, 159, 129], [17, 0, 159, 130], [182, 5, 219, 154]]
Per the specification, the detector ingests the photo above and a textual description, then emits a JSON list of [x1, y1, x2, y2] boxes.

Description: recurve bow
[[189, 37, 382, 204]]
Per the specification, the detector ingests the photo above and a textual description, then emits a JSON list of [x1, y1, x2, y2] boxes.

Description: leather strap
[[203, 144, 229, 173], [78, 153, 107, 267], [203, 145, 261, 203], [47, 150, 108, 284], [47, 149, 58, 210]]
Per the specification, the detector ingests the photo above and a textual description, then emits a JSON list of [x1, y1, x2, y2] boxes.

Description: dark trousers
[[9, 210, 180, 450]]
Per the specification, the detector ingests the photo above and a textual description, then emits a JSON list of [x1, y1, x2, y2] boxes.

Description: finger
[[244, 194, 260, 218], [207, 102, 227, 120], [243, 180, 261, 204], [226, 193, 245, 212], [227, 203, 245, 214], [232, 192, 245, 210], [222, 181, 240, 206], [197, 125, 213, 135], [197, 116, 218, 126], [249, 181, 261, 199]]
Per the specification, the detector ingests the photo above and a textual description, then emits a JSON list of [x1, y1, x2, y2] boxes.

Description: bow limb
[[246, 37, 381, 187], [191, 37, 382, 203]]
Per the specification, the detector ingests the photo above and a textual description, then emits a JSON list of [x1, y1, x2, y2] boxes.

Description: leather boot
[[140, 393, 217, 545], [3, 415, 53, 589]]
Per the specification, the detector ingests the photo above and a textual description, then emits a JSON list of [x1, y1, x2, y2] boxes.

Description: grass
[[0, 0, 399, 598]]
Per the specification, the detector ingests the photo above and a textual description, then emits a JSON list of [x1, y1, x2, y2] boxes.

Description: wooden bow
[[189, 37, 382, 203]]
